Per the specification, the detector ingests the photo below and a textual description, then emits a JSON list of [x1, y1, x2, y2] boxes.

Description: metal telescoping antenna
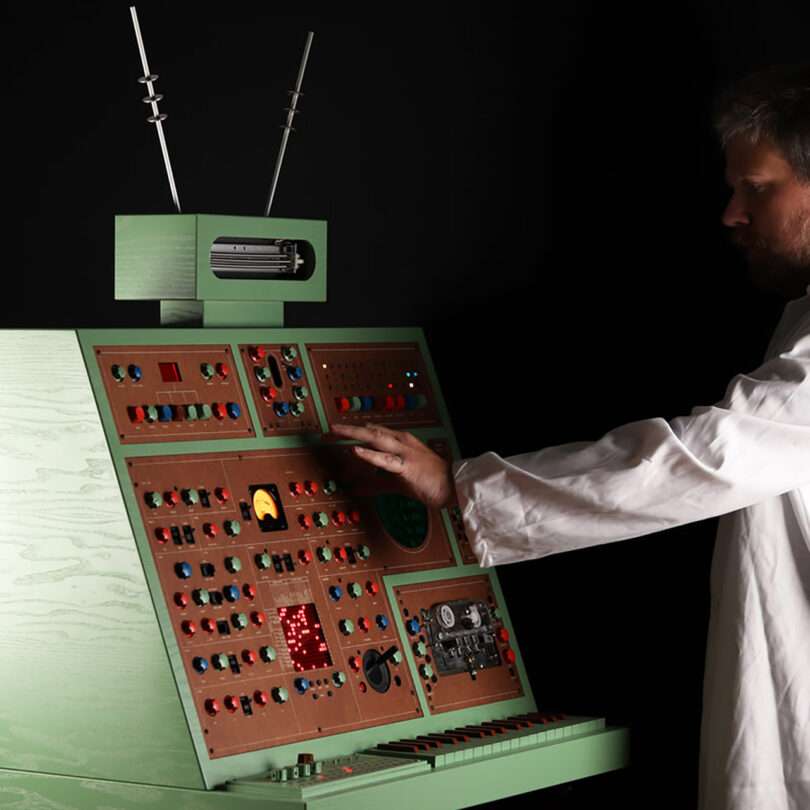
[[264, 32, 315, 217], [129, 6, 182, 213]]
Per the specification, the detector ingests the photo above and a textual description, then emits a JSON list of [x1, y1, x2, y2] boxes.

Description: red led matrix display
[[278, 603, 333, 671]]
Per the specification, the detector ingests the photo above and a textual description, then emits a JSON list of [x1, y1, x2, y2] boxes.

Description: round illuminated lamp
[[252, 488, 280, 523]]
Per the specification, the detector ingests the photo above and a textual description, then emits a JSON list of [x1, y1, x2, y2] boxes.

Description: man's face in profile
[[723, 135, 810, 298]]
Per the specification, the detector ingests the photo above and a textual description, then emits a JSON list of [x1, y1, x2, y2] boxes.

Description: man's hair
[[713, 62, 810, 182]]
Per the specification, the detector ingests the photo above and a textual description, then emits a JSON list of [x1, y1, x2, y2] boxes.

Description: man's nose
[[722, 192, 750, 228]]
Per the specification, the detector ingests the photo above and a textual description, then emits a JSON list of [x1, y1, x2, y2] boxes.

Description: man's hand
[[327, 423, 454, 509]]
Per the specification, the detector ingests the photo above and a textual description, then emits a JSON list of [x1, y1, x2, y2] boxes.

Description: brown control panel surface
[[394, 576, 523, 714], [95, 344, 253, 444], [128, 446, 458, 758], [237, 343, 320, 436], [307, 342, 441, 429]]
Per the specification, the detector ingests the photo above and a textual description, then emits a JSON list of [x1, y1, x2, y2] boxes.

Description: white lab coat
[[452, 288, 810, 810]]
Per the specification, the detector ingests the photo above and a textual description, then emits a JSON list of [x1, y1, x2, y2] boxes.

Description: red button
[[298, 514, 313, 530], [216, 362, 230, 379], [395, 395, 406, 411], [254, 690, 270, 707], [203, 522, 218, 538], [205, 698, 220, 716], [248, 346, 266, 362], [358, 616, 370, 631], [251, 611, 265, 627], [336, 397, 351, 413], [299, 549, 313, 564], [174, 592, 189, 608], [349, 656, 362, 671], [260, 387, 277, 403], [384, 395, 395, 411], [155, 527, 171, 543], [504, 648, 516, 664], [128, 405, 146, 424], [215, 487, 230, 503], [181, 620, 196, 637], [201, 618, 216, 633], [164, 491, 179, 507], [224, 695, 239, 713], [289, 481, 304, 497], [242, 649, 257, 666], [348, 510, 361, 525], [242, 583, 256, 600], [334, 546, 348, 562], [366, 580, 379, 595], [305, 480, 319, 495], [213, 402, 227, 420], [498, 628, 510, 643], [332, 510, 347, 526]]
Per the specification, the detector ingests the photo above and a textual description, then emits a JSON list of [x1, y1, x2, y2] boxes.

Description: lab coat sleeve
[[452, 316, 810, 568]]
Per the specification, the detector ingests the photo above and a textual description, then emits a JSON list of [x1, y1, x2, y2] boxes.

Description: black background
[[10, 2, 810, 807]]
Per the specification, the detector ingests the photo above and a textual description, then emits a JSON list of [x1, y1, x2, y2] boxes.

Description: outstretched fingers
[[353, 445, 406, 474]]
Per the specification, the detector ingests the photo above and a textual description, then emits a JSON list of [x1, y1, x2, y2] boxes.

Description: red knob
[[305, 480, 319, 495], [248, 346, 266, 362], [332, 510, 347, 526], [348, 510, 361, 525], [334, 546, 348, 562], [216, 362, 230, 379], [155, 527, 171, 544], [349, 656, 362, 671], [205, 698, 220, 716], [254, 690, 270, 707], [128, 405, 146, 424], [498, 627, 510, 643], [242, 583, 256, 600], [174, 592, 189, 608], [384, 395, 395, 411], [336, 397, 351, 413], [224, 695, 239, 713], [213, 402, 227, 420], [260, 386, 277, 402], [504, 648, 516, 664], [203, 522, 218, 538], [181, 620, 196, 637], [289, 481, 304, 497], [201, 618, 216, 633], [251, 611, 265, 627], [298, 514, 313, 529], [299, 549, 313, 564], [395, 395, 406, 411], [164, 491, 179, 507], [215, 487, 230, 503], [358, 616, 370, 631], [366, 580, 379, 596], [242, 649, 257, 666]]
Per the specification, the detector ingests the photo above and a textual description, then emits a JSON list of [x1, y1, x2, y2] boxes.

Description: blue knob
[[286, 366, 303, 381], [405, 618, 420, 635], [128, 364, 142, 382], [175, 561, 193, 579], [192, 657, 209, 674], [329, 585, 343, 601], [226, 402, 241, 419], [157, 404, 173, 422], [405, 394, 418, 410], [223, 585, 240, 602], [361, 396, 375, 411], [376, 614, 389, 630], [274, 401, 291, 417], [294, 677, 310, 693]]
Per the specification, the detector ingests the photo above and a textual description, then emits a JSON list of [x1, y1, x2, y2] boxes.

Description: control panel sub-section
[[94, 344, 253, 443], [307, 342, 441, 429], [395, 575, 523, 714], [127, 445, 458, 758], [237, 342, 320, 436]]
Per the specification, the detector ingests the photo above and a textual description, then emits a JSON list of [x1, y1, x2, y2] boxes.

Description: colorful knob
[[248, 346, 266, 362], [405, 618, 420, 635], [226, 402, 241, 419], [338, 618, 354, 635], [294, 677, 310, 694], [128, 364, 142, 382], [286, 365, 303, 381], [192, 656, 209, 674], [203, 522, 217, 538], [332, 510, 347, 527], [157, 404, 173, 422], [145, 491, 163, 508], [274, 401, 291, 417], [213, 402, 227, 420], [272, 686, 289, 704], [201, 618, 216, 633], [242, 649, 257, 666], [332, 670, 347, 686], [366, 580, 379, 595], [181, 620, 196, 636], [290, 402, 305, 417], [185, 404, 199, 421], [225, 556, 242, 573], [292, 385, 309, 401], [358, 616, 370, 631], [216, 362, 229, 379], [205, 698, 220, 715], [313, 512, 329, 529], [350, 396, 362, 412], [212, 653, 229, 671], [298, 514, 314, 530], [224, 695, 239, 713], [419, 663, 434, 679], [260, 386, 277, 403], [304, 480, 319, 496], [349, 511, 363, 527], [323, 480, 338, 495], [317, 546, 332, 562], [391, 649, 403, 664], [260, 645, 277, 663], [128, 405, 145, 424], [192, 588, 210, 606], [328, 585, 343, 601], [336, 397, 351, 413], [242, 583, 257, 599], [498, 627, 510, 642], [504, 648, 516, 664], [347, 582, 362, 599], [413, 640, 427, 656], [175, 562, 193, 579], [349, 656, 362, 671], [254, 689, 270, 706], [174, 592, 189, 608], [256, 552, 272, 570], [281, 345, 298, 362], [289, 481, 304, 497], [375, 614, 389, 630], [164, 490, 179, 507], [223, 585, 240, 602], [231, 612, 248, 630], [111, 364, 126, 382], [357, 544, 371, 559], [155, 527, 170, 543], [360, 395, 375, 411], [215, 487, 230, 503], [255, 366, 272, 382], [145, 405, 159, 422], [334, 546, 348, 562], [298, 549, 313, 565], [251, 611, 265, 627], [201, 363, 215, 380], [199, 403, 213, 420], [182, 488, 199, 506], [224, 520, 241, 537]]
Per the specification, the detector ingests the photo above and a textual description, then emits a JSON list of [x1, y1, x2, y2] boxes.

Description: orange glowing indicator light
[[341, 766, 354, 774]]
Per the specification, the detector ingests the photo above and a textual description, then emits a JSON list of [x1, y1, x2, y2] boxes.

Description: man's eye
[[747, 182, 767, 194]]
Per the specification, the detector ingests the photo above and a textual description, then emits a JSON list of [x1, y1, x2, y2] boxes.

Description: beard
[[732, 208, 810, 299]]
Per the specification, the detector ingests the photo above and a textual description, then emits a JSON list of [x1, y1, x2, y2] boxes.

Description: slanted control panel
[[88, 331, 524, 761]]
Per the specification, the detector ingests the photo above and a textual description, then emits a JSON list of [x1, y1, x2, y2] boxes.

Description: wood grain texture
[[0, 330, 202, 788]]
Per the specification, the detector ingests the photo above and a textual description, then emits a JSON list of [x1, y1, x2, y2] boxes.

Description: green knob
[[391, 649, 403, 664], [145, 491, 163, 508], [145, 405, 159, 422], [281, 345, 298, 362], [419, 663, 434, 678], [193, 588, 210, 606], [317, 546, 332, 562], [332, 670, 347, 686], [185, 404, 199, 421], [292, 385, 309, 401], [225, 520, 241, 537], [339, 619, 354, 635], [256, 552, 272, 570], [347, 582, 362, 598], [260, 645, 277, 663], [199, 404, 213, 420], [255, 366, 271, 382], [350, 396, 363, 412], [213, 654, 229, 670], [183, 488, 199, 505], [413, 640, 427, 656], [201, 363, 215, 380], [323, 480, 338, 495], [357, 544, 371, 560], [225, 556, 242, 573], [111, 364, 126, 382], [273, 686, 288, 704], [314, 512, 329, 528], [232, 612, 248, 630], [291, 402, 305, 417]]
